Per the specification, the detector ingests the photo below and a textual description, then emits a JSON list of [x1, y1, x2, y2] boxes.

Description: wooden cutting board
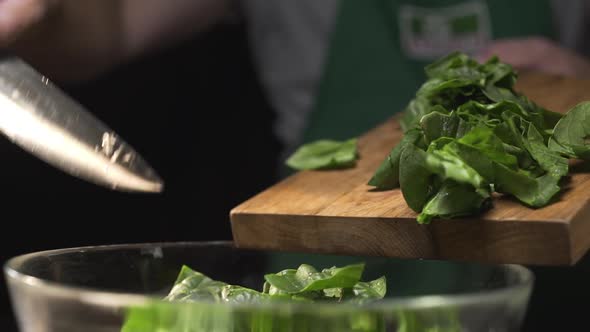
[[230, 72, 590, 266]]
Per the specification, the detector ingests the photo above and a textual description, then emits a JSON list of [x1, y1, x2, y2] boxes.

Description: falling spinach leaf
[[286, 138, 358, 170]]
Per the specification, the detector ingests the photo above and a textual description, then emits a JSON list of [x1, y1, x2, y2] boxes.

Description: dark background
[[0, 21, 281, 330], [0, 20, 588, 331]]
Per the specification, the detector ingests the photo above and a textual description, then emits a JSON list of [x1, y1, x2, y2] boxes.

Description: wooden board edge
[[230, 212, 573, 266], [569, 197, 590, 264]]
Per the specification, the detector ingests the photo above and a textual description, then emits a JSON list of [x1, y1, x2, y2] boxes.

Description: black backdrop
[[0, 21, 280, 330], [0, 20, 588, 332]]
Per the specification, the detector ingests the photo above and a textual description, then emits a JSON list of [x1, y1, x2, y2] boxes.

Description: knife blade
[[0, 55, 164, 193]]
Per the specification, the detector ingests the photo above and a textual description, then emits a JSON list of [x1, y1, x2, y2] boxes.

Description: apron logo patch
[[398, 1, 492, 60]]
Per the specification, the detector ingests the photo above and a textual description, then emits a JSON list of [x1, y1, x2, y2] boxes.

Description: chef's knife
[[0, 55, 164, 193]]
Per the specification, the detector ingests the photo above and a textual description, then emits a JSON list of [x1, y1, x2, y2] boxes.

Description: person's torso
[[240, 0, 587, 161]]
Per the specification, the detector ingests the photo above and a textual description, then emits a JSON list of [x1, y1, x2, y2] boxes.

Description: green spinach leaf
[[420, 109, 459, 144], [400, 144, 438, 212], [425, 148, 485, 189], [480, 55, 516, 88], [550, 101, 590, 160], [493, 163, 560, 207], [522, 122, 568, 178], [456, 126, 518, 170], [286, 138, 358, 170], [400, 95, 432, 131], [264, 263, 364, 295], [164, 265, 231, 302], [347, 276, 387, 304], [418, 180, 490, 224], [424, 51, 481, 80], [165, 266, 272, 304], [368, 128, 424, 190]]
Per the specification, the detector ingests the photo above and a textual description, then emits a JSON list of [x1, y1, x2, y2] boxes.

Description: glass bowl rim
[[3, 241, 534, 313]]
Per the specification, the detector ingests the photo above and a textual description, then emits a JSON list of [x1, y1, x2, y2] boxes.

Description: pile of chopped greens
[[287, 52, 590, 223]]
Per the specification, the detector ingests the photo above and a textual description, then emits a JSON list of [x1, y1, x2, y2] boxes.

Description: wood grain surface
[[230, 72, 590, 266]]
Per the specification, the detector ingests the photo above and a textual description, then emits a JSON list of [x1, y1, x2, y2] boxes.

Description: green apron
[[303, 0, 553, 143], [271, 0, 552, 294]]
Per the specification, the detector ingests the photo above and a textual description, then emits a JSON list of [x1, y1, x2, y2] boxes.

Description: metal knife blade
[[0, 56, 164, 193]]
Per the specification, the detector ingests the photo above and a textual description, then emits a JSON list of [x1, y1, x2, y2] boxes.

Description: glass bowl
[[4, 242, 533, 332]]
